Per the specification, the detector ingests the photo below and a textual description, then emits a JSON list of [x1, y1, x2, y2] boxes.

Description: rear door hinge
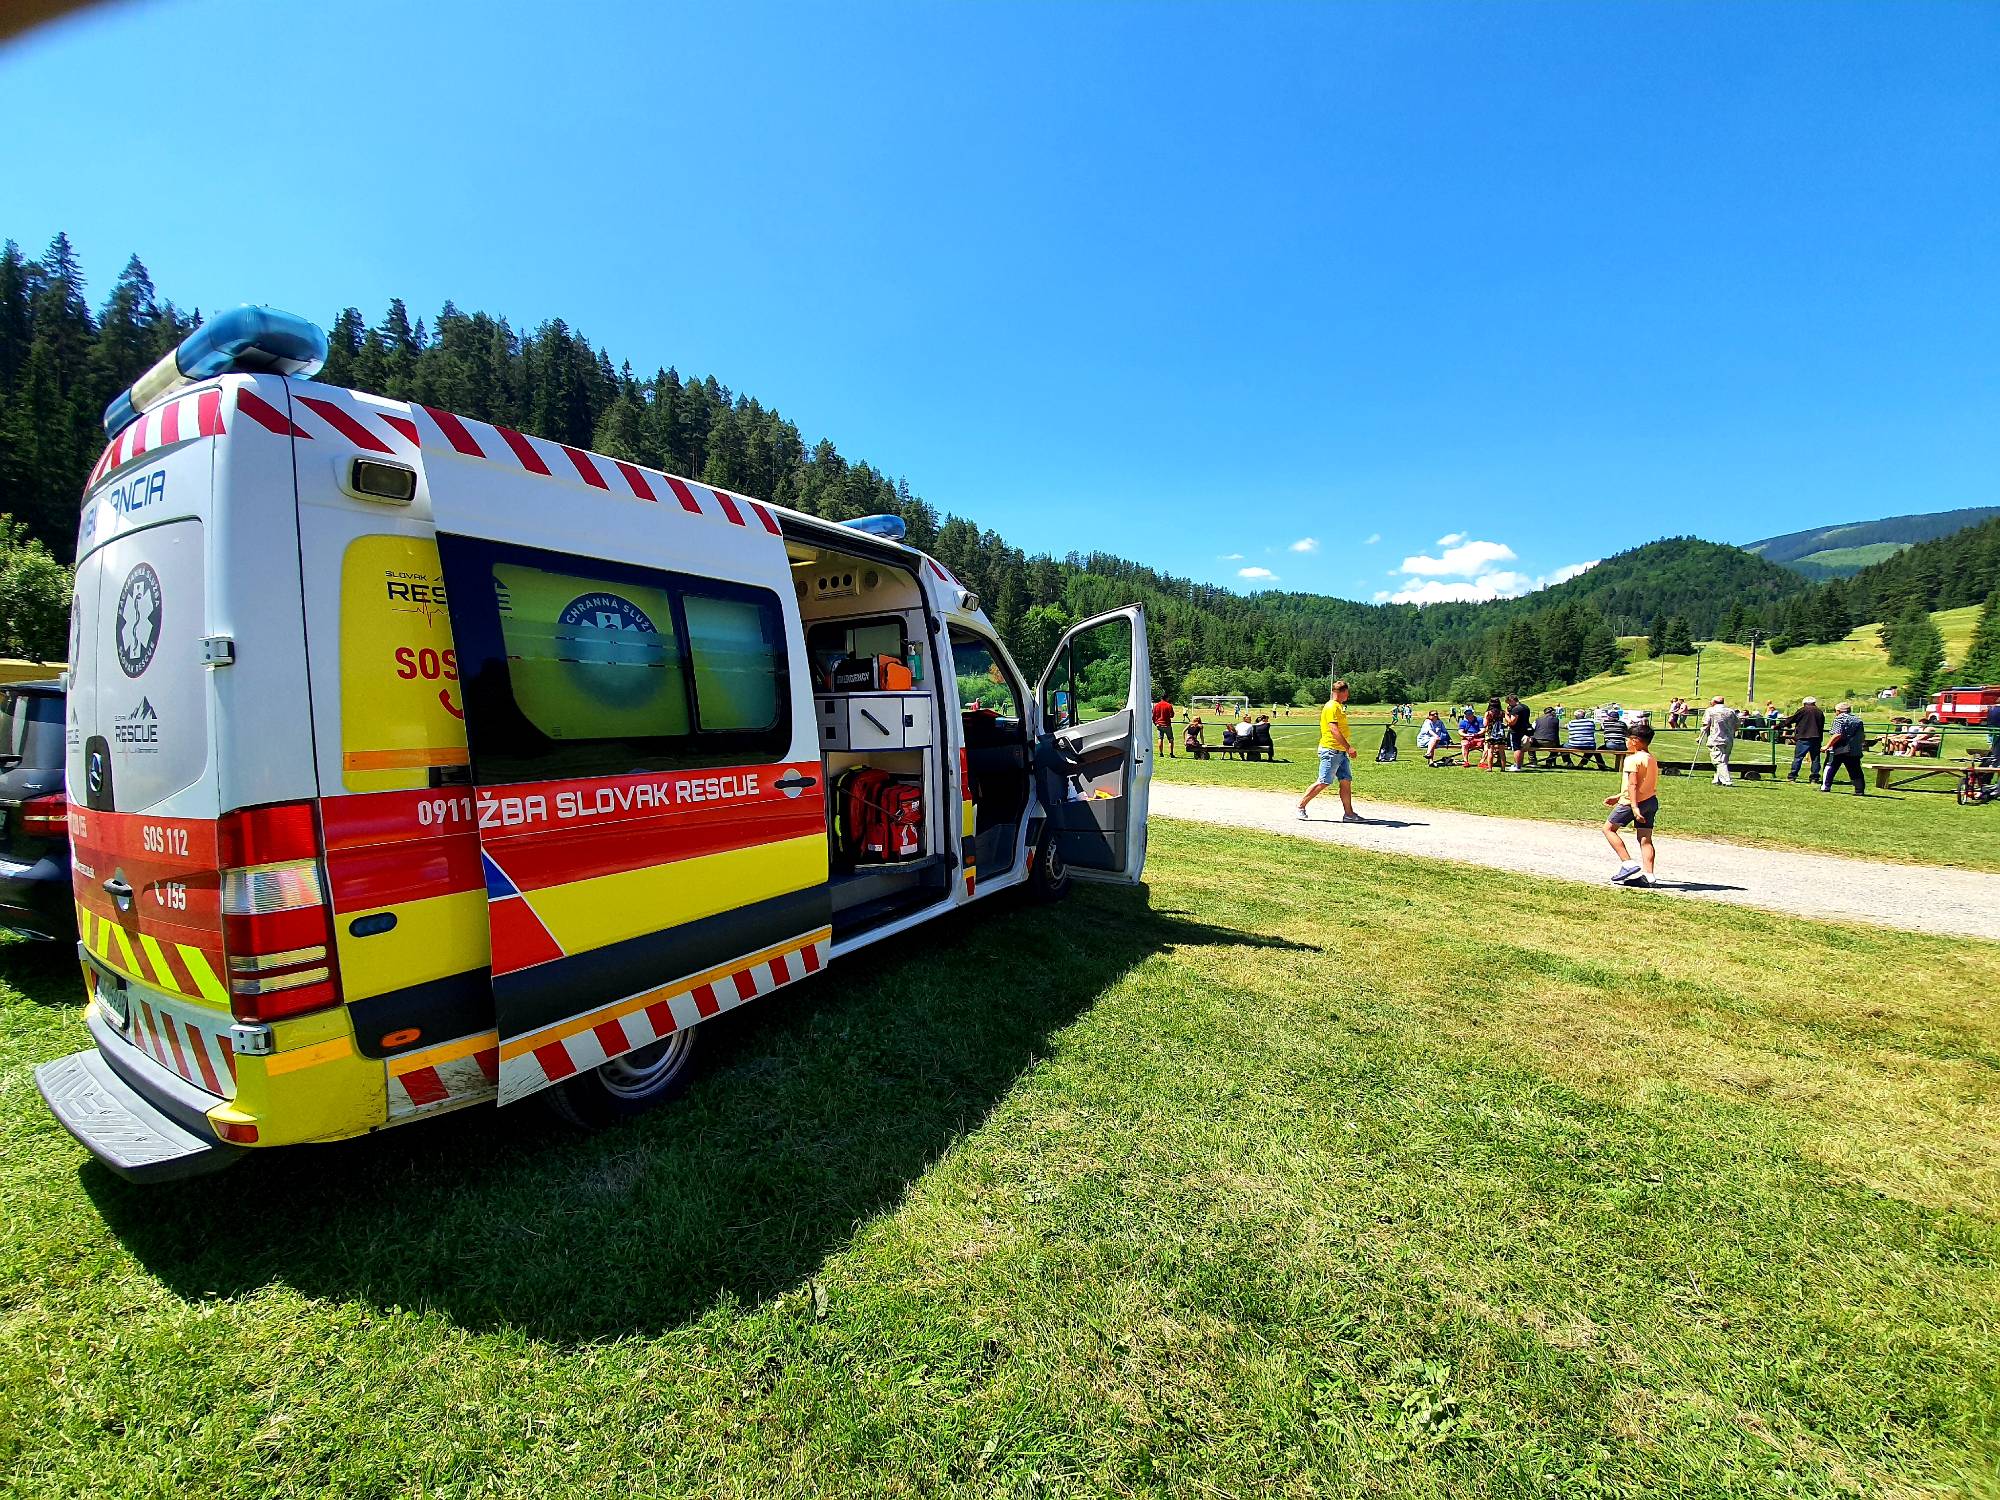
[[202, 635, 236, 667]]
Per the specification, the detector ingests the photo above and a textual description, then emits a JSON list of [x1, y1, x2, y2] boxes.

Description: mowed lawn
[[4, 822, 1998, 1498], [1160, 725, 2000, 874]]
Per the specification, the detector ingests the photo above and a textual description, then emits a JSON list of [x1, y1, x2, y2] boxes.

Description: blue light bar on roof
[[844, 514, 907, 541], [102, 305, 328, 438]]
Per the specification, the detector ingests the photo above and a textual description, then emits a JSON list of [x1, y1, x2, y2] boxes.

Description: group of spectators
[[1413, 698, 1646, 771]]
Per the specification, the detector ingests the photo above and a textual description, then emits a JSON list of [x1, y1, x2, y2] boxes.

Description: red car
[[1930, 685, 2000, 725]]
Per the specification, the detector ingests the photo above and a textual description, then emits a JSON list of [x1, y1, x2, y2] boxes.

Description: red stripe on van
[[197, 389, 224, 437], [186, 1027, 224, 1094], [421, 405, 485, 457], [160, 1013, 192, 1081], [533, 1041, 577, 1082], [663, 475, 703, 514], [399, 1067, 450, 1107], [128, 412, 149, 458], [236, 389, 308, 437], [613, 461, 657, 502], [217, 1035, 237, 1080], [751, 502, 781, 535], [643, 999, 677, 1038], [767, 952, 791, 986], [159, 400, 181, 446], [384, 414, 421, 447], [592, 1017, 629, 1058], [296, 394, 393, 453], [474, 1047, 499, 1083], [801, 941, 822, 974], [495, 425, 551, 475], [712, 490, 745, 526], [560, 444, 609, 489], [733, 971, 758, 1003], [691, 983, 720, 1018]]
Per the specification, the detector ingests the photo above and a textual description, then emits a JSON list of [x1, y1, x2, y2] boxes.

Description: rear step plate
[[34, 1048, 241, 1183]]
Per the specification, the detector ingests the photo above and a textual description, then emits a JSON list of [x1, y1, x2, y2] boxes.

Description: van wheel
[[1029, 829, 1071, 903], [544, 1028, 702, 1127]]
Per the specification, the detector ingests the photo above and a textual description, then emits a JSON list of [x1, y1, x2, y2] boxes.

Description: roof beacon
[[102, 305, 327, 439], [844, 514, 907, 542]]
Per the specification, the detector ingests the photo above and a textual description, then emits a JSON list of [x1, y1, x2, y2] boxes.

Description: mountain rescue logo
[[116, 563, 163, 678], [112, 697, 160, 751]]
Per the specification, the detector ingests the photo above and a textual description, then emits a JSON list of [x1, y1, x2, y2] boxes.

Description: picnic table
[[1869, 754, 1981, 793]]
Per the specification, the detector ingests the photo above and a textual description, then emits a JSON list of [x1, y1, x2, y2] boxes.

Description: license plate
[[91, 963, 130, 1028]]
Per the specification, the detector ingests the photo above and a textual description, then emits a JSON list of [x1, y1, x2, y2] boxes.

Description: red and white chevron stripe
[[118, 993, 238, 1100], [388, 1039, 499, 1119], [500, 929, 830, 1102], [86, 385, 229, 489]]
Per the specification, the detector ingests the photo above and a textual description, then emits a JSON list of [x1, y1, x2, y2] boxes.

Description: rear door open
[[421, 431, 830, 1103], [1033, 605, 1150, 882]]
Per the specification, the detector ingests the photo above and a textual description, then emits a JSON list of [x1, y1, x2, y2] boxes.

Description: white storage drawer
[[818, 693, 933, 751]]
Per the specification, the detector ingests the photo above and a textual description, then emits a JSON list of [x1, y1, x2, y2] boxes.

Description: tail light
[[20, 793, 69, 837], [218, 801, 340, 1024]]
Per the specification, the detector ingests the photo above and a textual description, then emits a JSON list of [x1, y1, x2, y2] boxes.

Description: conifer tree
[[1961, 588, 2000, 684]]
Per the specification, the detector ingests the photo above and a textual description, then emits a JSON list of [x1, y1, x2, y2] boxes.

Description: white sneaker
[[1296, 806, 1309, 821]]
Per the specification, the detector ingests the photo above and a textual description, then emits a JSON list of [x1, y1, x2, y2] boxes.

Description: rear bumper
[[0, 853, 75, 941], [34, 1005, 243, 1183]]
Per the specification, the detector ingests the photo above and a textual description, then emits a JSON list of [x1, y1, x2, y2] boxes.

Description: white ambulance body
[[37, 309, 1149, 1182]]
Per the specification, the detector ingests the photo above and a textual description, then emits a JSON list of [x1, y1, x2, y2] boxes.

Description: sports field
[[4, 821, 1995, 1497]]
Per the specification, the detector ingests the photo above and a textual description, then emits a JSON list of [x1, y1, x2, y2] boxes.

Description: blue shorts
[[1608, 795, 1659, 830], [1316, 748, 1352, 785]]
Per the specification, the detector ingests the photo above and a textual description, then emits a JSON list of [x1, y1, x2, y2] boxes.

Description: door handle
[[102, 875, 134, 912]]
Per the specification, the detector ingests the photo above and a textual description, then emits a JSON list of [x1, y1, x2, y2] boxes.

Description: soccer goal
[[1191, 694, 1250, 717]]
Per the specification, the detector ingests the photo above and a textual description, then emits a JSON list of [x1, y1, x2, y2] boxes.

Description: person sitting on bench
[[1248, 716, 1276, 760], [1417, 710, 1453, 765], [1562, 707, 1609, 770], [1184, 715, 1207, 758]]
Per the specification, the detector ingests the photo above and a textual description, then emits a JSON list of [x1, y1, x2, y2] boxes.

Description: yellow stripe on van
[[341, 745, 472, 772], [176, 945, 230, 1007], [523, 835, 827, 959], [136, 934, 186, 996], [334, 887, 490, 1000]]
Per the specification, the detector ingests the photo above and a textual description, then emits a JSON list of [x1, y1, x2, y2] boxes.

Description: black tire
[[544, 1026, 703, 1128], [1029, 826, 1072, 903]]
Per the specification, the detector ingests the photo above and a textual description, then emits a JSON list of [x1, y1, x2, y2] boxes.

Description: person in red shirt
[[1152, 697, 1176, 756]]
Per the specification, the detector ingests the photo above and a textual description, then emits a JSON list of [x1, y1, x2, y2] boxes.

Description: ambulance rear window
[[439, 538, 790, 785]]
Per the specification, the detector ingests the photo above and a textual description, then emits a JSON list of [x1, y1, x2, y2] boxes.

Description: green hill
[[1745, 507, 2000, 578], [1549, 604, 1983, 711]]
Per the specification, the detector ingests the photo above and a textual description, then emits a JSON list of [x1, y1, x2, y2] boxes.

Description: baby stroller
[[1959, 749, 1999, 807], [1377, 724, 1398, 763]]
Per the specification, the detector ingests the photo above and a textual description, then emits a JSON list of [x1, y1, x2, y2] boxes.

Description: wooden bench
[[1868, 758, 1976, 793]]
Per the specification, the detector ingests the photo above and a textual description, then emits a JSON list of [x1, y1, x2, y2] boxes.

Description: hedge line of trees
[[0, 230, 1993, 700]]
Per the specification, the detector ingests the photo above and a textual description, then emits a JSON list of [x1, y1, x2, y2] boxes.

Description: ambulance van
[[35, 307, 1150, 1182]]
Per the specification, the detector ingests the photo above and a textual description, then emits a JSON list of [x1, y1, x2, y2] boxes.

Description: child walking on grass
[[1602, 721, 1659, 888]]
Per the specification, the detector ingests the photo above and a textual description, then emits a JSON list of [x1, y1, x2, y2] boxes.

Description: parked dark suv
[[0, 680, 73, 940]]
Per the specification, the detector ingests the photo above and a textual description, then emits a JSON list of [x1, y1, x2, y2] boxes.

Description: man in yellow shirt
[[1601, 720, 1659, 887], [1298, 679, 1362, 822]]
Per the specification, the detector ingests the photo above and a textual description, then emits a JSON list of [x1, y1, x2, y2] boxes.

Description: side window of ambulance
[[439, 537, 790, 785]]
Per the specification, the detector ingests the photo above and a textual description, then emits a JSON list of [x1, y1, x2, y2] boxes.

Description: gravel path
[[1149, 780, 2000, 942]]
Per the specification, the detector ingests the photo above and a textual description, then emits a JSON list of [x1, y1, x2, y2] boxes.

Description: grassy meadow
[[5, 821, 1998, 1498], [1160, 719, 1999, 873]]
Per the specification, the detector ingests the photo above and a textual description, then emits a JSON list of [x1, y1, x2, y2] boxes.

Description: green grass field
[[1157, 724, 2000, 873], [4, 823, 1998, 1497]]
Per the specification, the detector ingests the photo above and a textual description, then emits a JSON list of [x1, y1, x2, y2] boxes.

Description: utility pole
[[1692, 645, 1703, 700], [1746, 629, 1760, 706]]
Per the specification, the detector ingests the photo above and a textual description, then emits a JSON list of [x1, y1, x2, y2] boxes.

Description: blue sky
[[3, 1, 1995, 602]]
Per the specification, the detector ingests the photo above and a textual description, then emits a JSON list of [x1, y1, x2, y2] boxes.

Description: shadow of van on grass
[[76, 883, 1314, 1343]]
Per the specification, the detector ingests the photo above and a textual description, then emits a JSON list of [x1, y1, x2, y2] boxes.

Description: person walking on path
[[1152, 695, 1176, 757], [1701, 695, 1741, 785], [1821, 701, 1868, 795], [1603, 721, 1661, 888], [1788, 696, 1825, 782], [1298, 680, 1361, 822]]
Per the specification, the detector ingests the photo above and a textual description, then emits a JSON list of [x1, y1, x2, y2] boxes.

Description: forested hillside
[[0, 231, 1976, 704], [1747, 505, 2000, 577]]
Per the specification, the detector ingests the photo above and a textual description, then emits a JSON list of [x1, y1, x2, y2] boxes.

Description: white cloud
[[1436, 532, 1467, 548], [1288, 537, 1319, 554], [1363, 533, 1381, 545], [1237, 566, 1278, 582], [1217, 551, 1244, 561], [1399, 539, 1518, 577], [1380, 553, 1602, 605]]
